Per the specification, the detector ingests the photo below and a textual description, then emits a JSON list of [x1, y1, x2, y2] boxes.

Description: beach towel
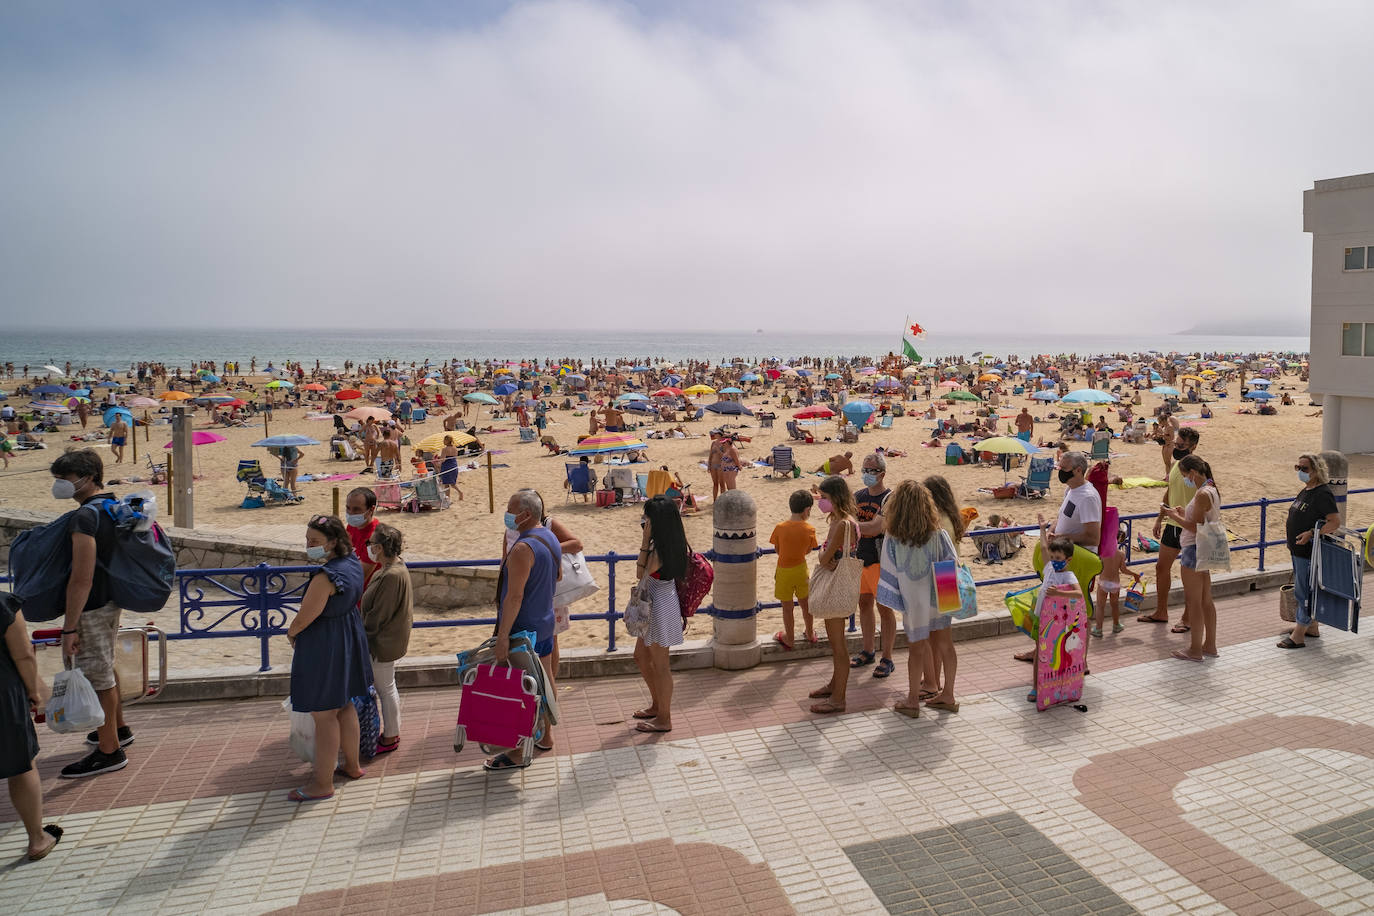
[[1111, 477, 1167, 489]]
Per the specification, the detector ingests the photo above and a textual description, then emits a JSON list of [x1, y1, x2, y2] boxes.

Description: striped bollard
[[710, 490, 761, 670]]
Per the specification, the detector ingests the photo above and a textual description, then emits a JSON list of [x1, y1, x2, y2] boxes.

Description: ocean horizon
[[1, 328, 1310, 373]]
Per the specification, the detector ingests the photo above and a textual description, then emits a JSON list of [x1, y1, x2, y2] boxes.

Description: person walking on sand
[[108, 414, 128, 463]]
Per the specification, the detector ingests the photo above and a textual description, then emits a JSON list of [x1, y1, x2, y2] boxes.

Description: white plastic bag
[[283, 697, 316, 763], [47, 667, 105, 733], [1196, 520, 1231, 573]]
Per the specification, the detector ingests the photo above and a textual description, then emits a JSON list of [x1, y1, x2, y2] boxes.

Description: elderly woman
[[361, 523, 412, 755], [1, 595, 62, 860], [1279, 453, 1342, 649], [285, 515, 373, 802]]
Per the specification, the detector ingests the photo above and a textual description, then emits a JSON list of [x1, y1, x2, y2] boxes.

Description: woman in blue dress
[[285, 515, 373, 802]]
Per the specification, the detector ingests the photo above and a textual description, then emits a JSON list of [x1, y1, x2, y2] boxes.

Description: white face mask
[[52, 478, 77, 500], [367, 544, 382, 563]]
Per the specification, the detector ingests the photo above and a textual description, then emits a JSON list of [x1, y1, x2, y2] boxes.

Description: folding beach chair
[[1017, 456, 1053, 499], [375, 479, 415, 512], [1089, 432, 1110, 461], [407, 474, 449, 512], [565, 462, 596, 503], [770, 445, 794, 479], [879, 415, 894, 429], [518, 427, 536, 443], [1310, 524, 1364, 633], [785, 420, 807, 442]]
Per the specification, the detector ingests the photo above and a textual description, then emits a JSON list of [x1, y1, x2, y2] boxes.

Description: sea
[[0, 328, 1310, 374]]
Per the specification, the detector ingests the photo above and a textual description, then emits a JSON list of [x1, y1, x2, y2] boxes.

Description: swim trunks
[[110, 437, 126, 446]]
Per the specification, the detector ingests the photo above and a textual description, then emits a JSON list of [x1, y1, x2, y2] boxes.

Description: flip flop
[[810, 701, 846, 715], [483, 753, 531, 771], [631, 709, 658, 719], [1278, 630, 1319, 639], [288, 787, 335, 802], [807, 686, 833, 699], [25, 825, 63, 862], [1171, 649, 1205, 662], [1170, 624, 1191, 634], [773, 631, 794, 651], [534, 740, 554, 752], [893, 704, 921, 718], [925, 700, 960, 713], [1276, 637, 1306, 650], [333, 767, 366, 780], [634, 721, 672, 733], [805, 633, 820, 645], [1137, 615, 1169, 624], [918, 689, 939, 701]]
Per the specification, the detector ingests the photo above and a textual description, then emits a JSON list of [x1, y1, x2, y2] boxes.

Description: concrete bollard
[[710, 490, 761, 670], [1319, 450, 1348, 525]]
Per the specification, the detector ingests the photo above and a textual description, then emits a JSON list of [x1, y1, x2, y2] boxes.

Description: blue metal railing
[[5, 487, 1369, 672]]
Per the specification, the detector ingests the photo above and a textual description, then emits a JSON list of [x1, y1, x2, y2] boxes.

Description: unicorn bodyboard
[[1036, 585, 1088, 711]]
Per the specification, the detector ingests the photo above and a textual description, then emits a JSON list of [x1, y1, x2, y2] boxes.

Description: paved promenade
[[2, 588, 1372, 915]]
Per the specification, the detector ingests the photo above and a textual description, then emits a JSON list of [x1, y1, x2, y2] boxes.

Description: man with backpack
[[52, 449, 134, 777]]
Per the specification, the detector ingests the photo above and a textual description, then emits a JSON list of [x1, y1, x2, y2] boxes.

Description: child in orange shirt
[[771, 490, 820, 650]]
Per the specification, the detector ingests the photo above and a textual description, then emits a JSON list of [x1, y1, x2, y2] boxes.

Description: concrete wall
[[0, 509, 499, 613], [1304, 171, 1374, 453]]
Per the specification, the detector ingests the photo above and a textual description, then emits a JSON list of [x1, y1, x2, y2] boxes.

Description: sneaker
[[60, 748, 128, 779], [85, 725, 134, 748]]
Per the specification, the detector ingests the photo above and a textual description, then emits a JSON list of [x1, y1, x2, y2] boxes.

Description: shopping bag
[[1196, 520, 1231, 572], [47, 666, 105, 733], [553, 551, 599, 606], [353, 688, 381, 761], [809, 523, 862, 619], [623, 576, 652, 638], [283, 697, 316, 763], [675, 548, 714, 618]]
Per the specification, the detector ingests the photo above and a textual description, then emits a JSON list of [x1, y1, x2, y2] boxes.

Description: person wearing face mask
[[1138, 426, 1200, 629], [360, 523, 411, 755], [284, 515, 372, 801], [484, 490, 561, 771], [49, 449, 134, 778], [1050, 452, 1102, 555], [1161, 455, 1220, 662], [850, 454, 896, 678], [807, 476, 861, 715], [344, 487, 379, 586], [1278, 454, 1341, 650]]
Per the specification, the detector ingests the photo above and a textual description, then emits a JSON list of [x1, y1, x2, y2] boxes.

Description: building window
[[1345, 246, 1368, 270], [1367, 323, 1374, 357], [1343, 322, 1363, 355]]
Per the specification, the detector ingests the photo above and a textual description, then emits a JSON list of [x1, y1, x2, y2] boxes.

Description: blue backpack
[[8, 498, 176, 620]]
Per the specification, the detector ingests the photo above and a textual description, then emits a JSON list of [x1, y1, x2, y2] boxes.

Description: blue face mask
[[1297, 470, 1310, 484], [503, 512, 520, 531], [1183, 476, 1197, 489], [345, 513, 368, 528], [1050, 558, 1069, 573], [861, 471, 879, 487], [305, 545, 327, 561]]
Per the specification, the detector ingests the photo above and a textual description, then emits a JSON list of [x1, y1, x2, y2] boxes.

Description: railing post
[[1257, 498, 1268, 572], [606, 550, 618, 652], [257, 563, 272, 673]]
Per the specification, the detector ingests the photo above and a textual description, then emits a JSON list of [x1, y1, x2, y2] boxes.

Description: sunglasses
[[1294, 464, 1311, 472]]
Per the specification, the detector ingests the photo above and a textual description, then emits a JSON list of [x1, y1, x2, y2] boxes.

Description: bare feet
[[1171, 649, 1204, 662]]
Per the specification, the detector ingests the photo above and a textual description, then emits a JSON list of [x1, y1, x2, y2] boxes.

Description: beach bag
[[1123, 572, 1148, 613], [1195, 493, 1230, 572], [809, 522, 862, 619], [933, 560, 962, 614], [283, 697, 316, 763], [47, 664, 105, 734], [622, 576, 652, 638], [553, 551, 599, 606], [949, 564, 979, 620], [7, 509, 79, 621], [353, 687, 381, 760], [675, 546, 714, 618], [1136, 533, 1160, 553], [89, 500, 176, 613]]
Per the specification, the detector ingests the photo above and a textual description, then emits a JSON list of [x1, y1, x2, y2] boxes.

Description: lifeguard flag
[[903, 338, 923, 363]]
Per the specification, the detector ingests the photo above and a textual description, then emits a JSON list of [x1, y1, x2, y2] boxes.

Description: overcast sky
[[2, 0, 1371, 333]]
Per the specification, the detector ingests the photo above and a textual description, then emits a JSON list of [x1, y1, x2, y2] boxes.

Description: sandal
[[25, 825, 63, 862], [534, 740, 554, 752], [925, 700, 960, 713], [918, 689, 939, 701], [1090, 626, 1103, 638], [850, 650, 875, 669], [893, 704, 921, 718], [374, 738, 399, 756], [810, 701, 846, 715], [773, 631, 794, 651], [288, 787, 335, 802], [1170, 624, 1191, 634], [807, 686, 833, 699], [1276, 637, 1306, 650], [634, 721, 672, 733], [805, 633, 820, 645], [483, 752, 531, 771], [631, 708, 658, 719], [872, 658, 895, 679], [1137, 615, 1169, 624]]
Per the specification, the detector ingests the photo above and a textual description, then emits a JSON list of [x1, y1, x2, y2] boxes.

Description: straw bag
[[809, 521, 862, 619]]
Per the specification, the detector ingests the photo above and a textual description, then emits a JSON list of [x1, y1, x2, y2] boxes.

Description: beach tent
[[494, 383, 518, 396]]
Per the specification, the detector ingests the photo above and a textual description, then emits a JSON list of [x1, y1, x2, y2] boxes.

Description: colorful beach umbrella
[[651, 387, 683, 398], [364, 376, 386, 385], [160, 391, 193, 401], [163, 431, 227, 448], [301, 383, 327, 391], [683, 385, 716, 395], [251, 435, 320, 448], [568, 432, 647, 456], [265, 380, 294, 389]]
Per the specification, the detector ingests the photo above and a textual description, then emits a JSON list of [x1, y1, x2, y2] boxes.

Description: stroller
[[453, 630, 559, 762]]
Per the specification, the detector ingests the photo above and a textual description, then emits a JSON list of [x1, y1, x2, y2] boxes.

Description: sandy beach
[[3, 366, 1368, 670]]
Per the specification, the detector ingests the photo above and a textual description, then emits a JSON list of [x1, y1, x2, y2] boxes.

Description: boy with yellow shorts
[[771, 490, 819, 650]]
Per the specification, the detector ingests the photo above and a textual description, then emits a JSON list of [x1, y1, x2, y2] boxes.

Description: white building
[[1303, 171, 1374, 454]]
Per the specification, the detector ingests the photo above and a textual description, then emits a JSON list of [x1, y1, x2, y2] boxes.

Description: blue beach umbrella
[[95, 380, 119, 388], [661, 374, 682, 385], [70, 388, 91, 398], [616, 393, 649, 402], [464, 392, 500, 405], [1061, 390, 1117, 405], [705, 401, 753, 416], [824, 373, 841, 380], [1244, 390, 1275, 400], [1150, 386, 1180, 396], [1031, 390, 1059, 401], [795, 368, 812, 377], [252, 435, 320, 448], [493, 383, 518, 396], [200, 373, 221, 383], [103, 407, 133, 428], [1249, 378, 1271, 387], [719, 387, 744, 395], [841, 401, 876, 426], [623, 401, 655, 414], [739, 373, 760, 382]]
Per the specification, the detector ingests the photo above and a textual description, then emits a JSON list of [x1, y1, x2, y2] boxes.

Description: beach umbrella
[[873, 377, 902, 390], [624, 401, 656, 414], [1244, 390, 1275, 400], [95, 380, 119, 388], [265, 380, 294, 390], [33, 384, 67, 396], [413, 431, 478, 452], [301, 383, 327, 391], [346, 406, 393, 421], [42, 365, 64, 375], [223, 399, 247, 408], [705, 401, 753, 416], [684, 384, 716, 395], [1249, 378, 1271, 387], [252, 435, 320, 448], [195, 395, 237, 404], [740, 373, 760, 382], [616, 393, 649, 403], [1150, 386, 1181, 396], [947, 390, 982, 402], [824, 373, 842, 380], [630, 365, 651, 373], [29, 401, 71, 413], [975, 436, 1038, 456], [795, 368, 812, 377], [568, 433, 647, 456], [978, 373, 1002, 382], [840, 401, 875, 426], [794, 406, 834, 419], [199, 373, 221, 383], [1060, 389, 1117, 404], [126, 396, 159, 408], [1026, 372, 1044, 379], [464, 392, 499, 405], [103, 407, 133, 428], [764, 369, 781, 380], [651, 387, 683, 398], [335, 389, 362, 400], [160, 391, 193, 401], [163, 431, 227, 448], [661, 374, 683, 386], [494, 383, 518, 396], [363, 376, 385, 385], [719, 387, 744, 394], [939, 380, 961, 389], [1108, 370, 1133, 378]]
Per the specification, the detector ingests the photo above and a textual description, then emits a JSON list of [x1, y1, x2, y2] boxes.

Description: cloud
[[2, 0, 1371, 332]]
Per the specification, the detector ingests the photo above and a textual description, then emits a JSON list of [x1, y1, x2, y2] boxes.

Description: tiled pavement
[[2, 587, 1373, 915]]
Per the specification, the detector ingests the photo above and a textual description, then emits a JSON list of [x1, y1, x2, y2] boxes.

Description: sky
[[2, 0, 1371, 334]]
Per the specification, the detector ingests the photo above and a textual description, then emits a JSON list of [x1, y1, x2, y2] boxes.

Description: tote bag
[[1194, 487, 1231, 573], [809, 521, 862, 619], [675, 544, 714, 618], [553, 551, 599, 606], [622, 575, 653, 638]]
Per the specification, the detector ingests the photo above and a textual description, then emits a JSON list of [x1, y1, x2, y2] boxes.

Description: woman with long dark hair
[[1164, 455, 1220, 662], [632, 495, 689, 733]]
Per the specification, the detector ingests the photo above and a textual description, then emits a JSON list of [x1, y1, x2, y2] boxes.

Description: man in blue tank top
[[487, 490, 561, 770]]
